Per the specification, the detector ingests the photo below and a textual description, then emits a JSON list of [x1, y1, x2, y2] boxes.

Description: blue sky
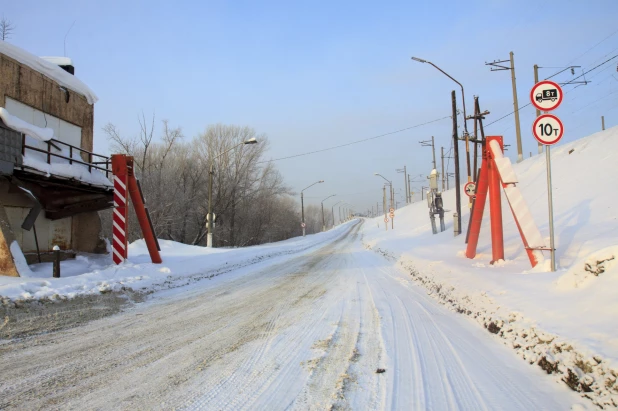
[[3, 0, 618, 213]]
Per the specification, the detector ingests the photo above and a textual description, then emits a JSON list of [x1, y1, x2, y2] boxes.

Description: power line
[[562, 54, 618, 86], [486, 54, 618, 129], [567, 27, 618, 65], [258, 115, 452, 163]]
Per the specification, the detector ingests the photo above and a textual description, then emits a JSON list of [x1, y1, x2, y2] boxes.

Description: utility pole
[[602, 116, 605, 130], [533, 65, 543, 154], [452, 90, 462, 235], [207, 162, 214, 247], [487, 52, 523, 163], [301, 191, 305, 235], [301, 180, 324, 236], [396, 166, 408, 204], [404, 165, 408, 203], [390, 183, 394, 229], [383, 185, 387, 231], [407, 174, 412, 204], [420, 137, 437, 170], [441, 147, 445, 192]]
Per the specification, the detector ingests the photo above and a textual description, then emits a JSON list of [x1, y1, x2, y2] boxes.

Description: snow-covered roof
[[0, 107, 54, 142], [0, 41, 98, 104], [40, 56, 74, 66]]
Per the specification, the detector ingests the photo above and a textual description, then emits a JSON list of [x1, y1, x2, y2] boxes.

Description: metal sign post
[[531, 82, 564, 272]]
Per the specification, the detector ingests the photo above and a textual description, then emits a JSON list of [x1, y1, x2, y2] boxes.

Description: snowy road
[[0, 221, 581, 410]]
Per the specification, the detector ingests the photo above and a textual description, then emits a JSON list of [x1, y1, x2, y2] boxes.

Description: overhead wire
[[258, 114, 451, 163], [485, 54, 618, 129]]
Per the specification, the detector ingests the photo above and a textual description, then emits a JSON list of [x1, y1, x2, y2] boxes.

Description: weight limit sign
[[532, 114, 564, 146]]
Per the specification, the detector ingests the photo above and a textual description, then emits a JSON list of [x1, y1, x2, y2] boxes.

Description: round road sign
[[389, 207, 395, 213], [389, 211, 395, 218], [384, 217, 389, 223], [301, 222, 306, 228], [464, 182, 476, 198], [533, 114, 564, 145], [530, 81, 563, 112]]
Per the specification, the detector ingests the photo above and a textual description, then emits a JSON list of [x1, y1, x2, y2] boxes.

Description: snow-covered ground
[[1, 127, 616, 409], [1, 220, 356, 304], [0, 221, 585, 410], [361, 126, 618, 408]]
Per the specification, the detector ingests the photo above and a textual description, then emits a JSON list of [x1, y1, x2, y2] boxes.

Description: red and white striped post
[[111, 154, 129, 265]]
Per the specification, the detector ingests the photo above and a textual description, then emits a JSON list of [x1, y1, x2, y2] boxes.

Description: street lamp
[[411, 57, 468, 135], [321, 194, 336, 232], [301, 180, 324, 237], [375, 172, 393, 209], [411, 56, 466, 235], [332, 200, 343, 228], [207, 138, 259, 248]]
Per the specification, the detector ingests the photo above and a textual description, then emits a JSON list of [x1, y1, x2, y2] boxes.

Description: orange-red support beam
[[465, 147, 489, 259], [487, 136, 504, 263], [126, 157, 162, 264]]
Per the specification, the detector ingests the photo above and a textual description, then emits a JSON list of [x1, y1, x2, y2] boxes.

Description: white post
[[546, 145, 556, 271]]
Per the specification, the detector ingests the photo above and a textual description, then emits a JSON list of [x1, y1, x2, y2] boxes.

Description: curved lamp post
[[410, 57, 468, 135], [320, 194, 336, 232], [332, 200, 342, 226], [207, 137, 258, 247], [301, 180, 324, 237], [411, 56, 466, 235]]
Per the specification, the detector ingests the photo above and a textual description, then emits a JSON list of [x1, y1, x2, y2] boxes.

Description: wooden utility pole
[[390, 184, 394, 229], [510, 52, 523, 163], [602, 116, 605, 130], [487, 52, 523, 162], [532, 66, 541, 148], [473, 96, 479, 182], [420, 137, 437, 170], [407, 175, 412, 203], [441, 147, 446, 192], [452, 90, 462, 235]]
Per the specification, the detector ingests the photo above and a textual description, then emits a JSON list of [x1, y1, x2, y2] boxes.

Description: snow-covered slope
[[362, 126, 618, 407]]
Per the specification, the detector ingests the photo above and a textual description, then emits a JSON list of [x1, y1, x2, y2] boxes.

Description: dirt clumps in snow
[[0, 290, 143, 339], [364, 241, 618, 409]]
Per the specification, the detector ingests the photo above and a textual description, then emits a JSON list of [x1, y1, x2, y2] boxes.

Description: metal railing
[[21, 134, 111, 179]]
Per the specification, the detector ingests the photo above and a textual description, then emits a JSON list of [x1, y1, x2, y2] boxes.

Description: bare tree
[[1, 17, 15, 41], [101, 119, 306, 248]]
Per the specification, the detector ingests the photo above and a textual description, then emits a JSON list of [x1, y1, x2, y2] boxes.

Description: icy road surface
[[0, 222, 581, 410]]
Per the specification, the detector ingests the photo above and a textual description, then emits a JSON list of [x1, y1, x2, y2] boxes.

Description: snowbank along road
[[0, 221, 583, 410]]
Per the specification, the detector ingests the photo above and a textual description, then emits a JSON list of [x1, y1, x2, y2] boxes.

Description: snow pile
[[0, 40, 98, 104], [0, 220, 357, 304], [22, 135, 113, 187], [9, 241, 34, 277], [40, 56, 73, 67], [0, 107, 54, 142], [361, 126, 618, 407]]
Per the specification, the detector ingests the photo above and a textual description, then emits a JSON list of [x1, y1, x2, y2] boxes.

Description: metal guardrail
[[21, 134, 111, 179]]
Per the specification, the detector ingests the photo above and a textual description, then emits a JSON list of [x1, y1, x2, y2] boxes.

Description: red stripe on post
[[111, 155, 129, 265]]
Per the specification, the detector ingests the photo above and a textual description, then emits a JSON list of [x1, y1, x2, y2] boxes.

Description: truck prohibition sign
[[530, 80, 563, 112]]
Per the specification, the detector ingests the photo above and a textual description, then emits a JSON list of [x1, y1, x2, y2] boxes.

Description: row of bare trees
[[100, 118, 333, 247]]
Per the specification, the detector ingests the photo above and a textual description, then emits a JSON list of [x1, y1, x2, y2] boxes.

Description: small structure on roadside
[[0, 41, 113, 276]]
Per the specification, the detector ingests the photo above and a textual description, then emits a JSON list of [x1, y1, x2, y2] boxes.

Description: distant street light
[[301, 180, 324, 237], [332, 200, 343, 227], [207, 138, 258, 248], [321, 194, 336, 232]]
